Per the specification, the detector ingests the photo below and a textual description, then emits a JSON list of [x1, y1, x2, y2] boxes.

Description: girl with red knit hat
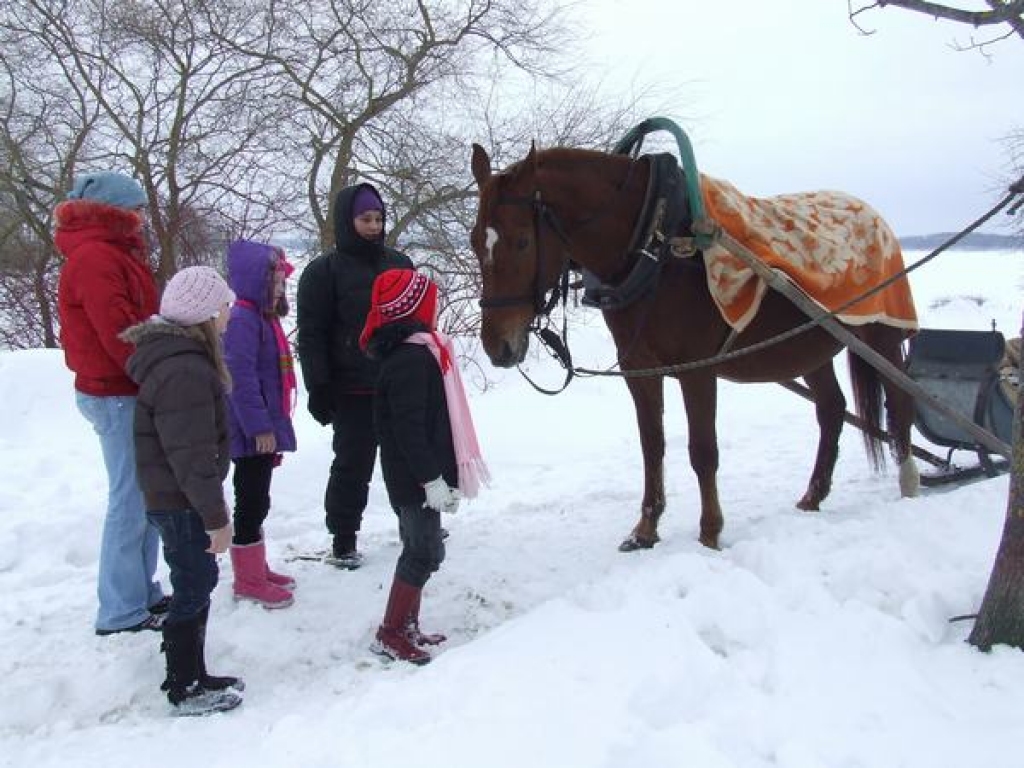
[[360, 269, 489, 664]]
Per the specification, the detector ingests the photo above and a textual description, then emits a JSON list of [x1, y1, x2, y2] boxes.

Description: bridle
[[477, 189, 574, 317], [476, 158, 641, 394], [477, 188, 577, 394]]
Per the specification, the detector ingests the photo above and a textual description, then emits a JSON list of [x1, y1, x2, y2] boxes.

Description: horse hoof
[[618, 534, 658, 552], [698, 533, 721, 550], [899, 459, 920, 498], [796, 497, 820, 511]]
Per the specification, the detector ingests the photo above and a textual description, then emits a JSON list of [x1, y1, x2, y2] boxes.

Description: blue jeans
[[76, 393, 163, 631], [147, 509, 219, 625]]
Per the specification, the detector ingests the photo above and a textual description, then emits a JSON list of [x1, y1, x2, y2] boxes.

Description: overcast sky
[[578, 0, 1023, 237]]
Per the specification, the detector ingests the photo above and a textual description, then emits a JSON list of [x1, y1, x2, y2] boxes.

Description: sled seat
[[905, 328, 1014, 451]]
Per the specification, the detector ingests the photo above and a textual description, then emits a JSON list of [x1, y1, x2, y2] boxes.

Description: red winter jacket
[[55, 199, 158, 396]]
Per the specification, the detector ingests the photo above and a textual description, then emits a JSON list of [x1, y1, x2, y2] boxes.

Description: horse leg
[[679, 374, 723, 550], [880, 349, 920, 498], [796, 364, 846, 511], [854, 329, 920, 498], [618, 376, 666, 552]]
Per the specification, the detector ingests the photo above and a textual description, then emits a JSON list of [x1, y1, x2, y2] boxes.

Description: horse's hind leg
[[797, 363, 846, 511], [619, 376, 667, 552], [879, 337, 920, 497]]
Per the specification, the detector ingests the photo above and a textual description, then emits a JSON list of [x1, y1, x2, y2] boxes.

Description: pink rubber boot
[[230, 541, 293, 609], [259, 530, 296, 589]]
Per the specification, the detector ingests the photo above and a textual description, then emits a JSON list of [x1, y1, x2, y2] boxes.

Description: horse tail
[[848, 350, 887, 471]]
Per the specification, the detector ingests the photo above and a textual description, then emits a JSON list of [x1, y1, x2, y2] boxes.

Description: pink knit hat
[[160, 266, 236, 326]]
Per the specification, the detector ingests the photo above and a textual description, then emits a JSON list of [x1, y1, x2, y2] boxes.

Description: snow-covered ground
[[1, 249, 1023, 768]]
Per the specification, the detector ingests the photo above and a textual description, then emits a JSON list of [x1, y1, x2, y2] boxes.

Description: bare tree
[[968, 326, 1024, 649], [2, 0, 299, 282], [217, 0, 646, 341], [849, 1, 1024, 46], [0, 0, 651, 349], [0, 30, 104, 349]]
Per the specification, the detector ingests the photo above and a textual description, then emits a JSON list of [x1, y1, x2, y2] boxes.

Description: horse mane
[[503, 146, 619, 179]]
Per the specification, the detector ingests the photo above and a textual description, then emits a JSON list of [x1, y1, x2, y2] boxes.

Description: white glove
[[423, 477, 461, 514]]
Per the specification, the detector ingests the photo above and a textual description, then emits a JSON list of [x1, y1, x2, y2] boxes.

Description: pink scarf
[[235, 299, 297, 417], [271, 316, 297, 417], [405, 331, 491, 499]]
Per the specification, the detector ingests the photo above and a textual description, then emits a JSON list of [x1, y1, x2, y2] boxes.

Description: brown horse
[[469, 142, 920, 551]]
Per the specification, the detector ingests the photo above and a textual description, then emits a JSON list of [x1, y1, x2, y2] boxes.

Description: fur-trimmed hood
[[122, 317, 211, 386], [54, 198, 148, 264]]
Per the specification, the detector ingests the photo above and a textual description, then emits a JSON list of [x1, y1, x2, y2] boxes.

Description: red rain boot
[[372, 578, 431, 665], [407, 589, 446, 647]]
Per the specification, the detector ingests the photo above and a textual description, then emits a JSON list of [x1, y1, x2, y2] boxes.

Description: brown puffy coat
[[123, 320, 230, 531]]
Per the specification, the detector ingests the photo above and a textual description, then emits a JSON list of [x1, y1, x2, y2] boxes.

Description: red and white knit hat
[[359, 269, 438, 350]]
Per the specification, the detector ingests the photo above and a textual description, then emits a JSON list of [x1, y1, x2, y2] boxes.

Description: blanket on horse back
[[698, 174, 919, 334]]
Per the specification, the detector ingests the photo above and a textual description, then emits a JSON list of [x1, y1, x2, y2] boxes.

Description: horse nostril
[[487, 340, 518, 368]]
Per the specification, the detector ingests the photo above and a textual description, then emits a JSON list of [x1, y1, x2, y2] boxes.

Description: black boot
[[326, 533, 364, 570], [197, 605, 244, 692], [161, 616, 243, 716]]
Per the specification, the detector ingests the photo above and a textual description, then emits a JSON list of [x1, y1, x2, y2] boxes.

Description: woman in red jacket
[[55, 171, 167, 636]]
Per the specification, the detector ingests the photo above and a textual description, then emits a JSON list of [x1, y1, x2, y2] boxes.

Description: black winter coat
[[123, 320, 231, 531], [368, 323, 458, 508], [296, 183, 413, 394]]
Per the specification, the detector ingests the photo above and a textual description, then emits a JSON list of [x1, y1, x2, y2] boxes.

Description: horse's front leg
[[680, 374, 723, 549], [618, 376, 666, 552]]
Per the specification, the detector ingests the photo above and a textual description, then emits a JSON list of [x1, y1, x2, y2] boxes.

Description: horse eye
[[516, 235, 530, 251]]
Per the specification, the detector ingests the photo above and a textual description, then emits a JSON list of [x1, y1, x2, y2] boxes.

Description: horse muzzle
[[483, 325, 529, 368]]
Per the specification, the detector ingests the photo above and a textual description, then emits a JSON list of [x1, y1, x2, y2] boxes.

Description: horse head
[[470, 142, 640, 368], [470, 143, 554, 367]]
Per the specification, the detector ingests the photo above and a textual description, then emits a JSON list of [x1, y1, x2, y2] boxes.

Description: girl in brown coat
[[123, 266, 241, 716]]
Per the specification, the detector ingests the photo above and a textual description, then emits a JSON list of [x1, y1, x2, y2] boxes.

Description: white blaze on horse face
[[483, 226, 499, 270]]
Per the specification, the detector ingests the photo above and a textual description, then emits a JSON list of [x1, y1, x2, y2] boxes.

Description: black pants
[[232, 454, 276, 545], [325, 393, 378, 539], [395, 504, 445, 588]]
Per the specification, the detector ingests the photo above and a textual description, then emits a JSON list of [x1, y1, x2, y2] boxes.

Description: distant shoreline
[[900, 232, 1022, 251]]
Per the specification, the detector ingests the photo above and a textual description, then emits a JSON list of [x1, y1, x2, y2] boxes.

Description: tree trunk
[[968, 311, 1024, 651]]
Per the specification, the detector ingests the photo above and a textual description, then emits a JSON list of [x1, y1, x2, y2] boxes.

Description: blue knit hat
[[68, 171, 147, 209]]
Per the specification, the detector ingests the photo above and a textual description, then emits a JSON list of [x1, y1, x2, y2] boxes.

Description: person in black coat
[[359, 269, 465, 665], [296, 183, 413, 568]]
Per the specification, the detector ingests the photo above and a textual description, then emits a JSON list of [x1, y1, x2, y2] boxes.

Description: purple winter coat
[[223, 239, 298, 459]]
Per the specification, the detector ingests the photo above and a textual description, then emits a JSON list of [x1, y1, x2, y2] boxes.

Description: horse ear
[[471, 143, 492, 187]]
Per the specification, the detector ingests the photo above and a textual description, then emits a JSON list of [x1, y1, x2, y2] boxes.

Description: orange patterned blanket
[[699, 175, 918, 333]]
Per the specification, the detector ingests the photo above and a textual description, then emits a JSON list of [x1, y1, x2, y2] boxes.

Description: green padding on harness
[[613, 117, 713, 250]]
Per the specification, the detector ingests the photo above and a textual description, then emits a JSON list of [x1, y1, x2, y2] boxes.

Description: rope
[[572, 177, 1024, 380]]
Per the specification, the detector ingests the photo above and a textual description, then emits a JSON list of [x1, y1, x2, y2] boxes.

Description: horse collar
[[582, 153, 691, 312]]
